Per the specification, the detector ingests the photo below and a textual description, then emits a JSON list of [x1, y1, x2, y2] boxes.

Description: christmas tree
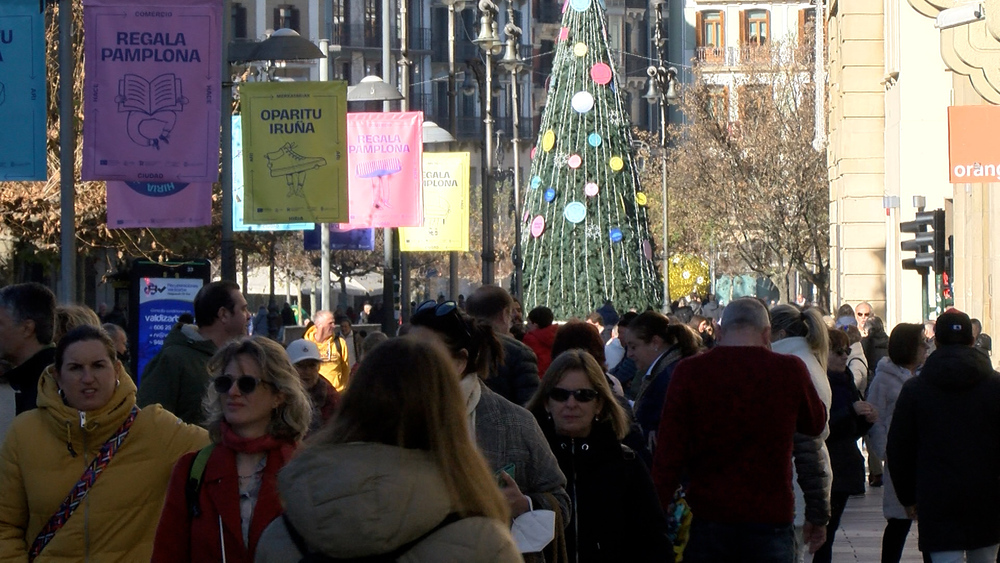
[[520, 0, 661, 319]]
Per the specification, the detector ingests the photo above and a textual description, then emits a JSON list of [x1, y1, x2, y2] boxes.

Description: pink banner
[[340, 111, 424, 228], [82, 0, 222, 183], [106, 181, 212, 228]]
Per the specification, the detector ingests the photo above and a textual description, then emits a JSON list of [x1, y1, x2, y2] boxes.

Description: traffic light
[[900, 209, 946, 272]]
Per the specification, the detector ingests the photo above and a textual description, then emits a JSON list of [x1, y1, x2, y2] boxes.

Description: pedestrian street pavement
[[811, 483, 924, 562]]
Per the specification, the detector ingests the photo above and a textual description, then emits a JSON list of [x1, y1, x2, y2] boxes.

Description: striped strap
[[28, 405, 139, 561]]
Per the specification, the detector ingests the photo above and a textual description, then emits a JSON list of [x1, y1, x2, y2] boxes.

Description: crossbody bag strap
[[28, 405, 140, 562]]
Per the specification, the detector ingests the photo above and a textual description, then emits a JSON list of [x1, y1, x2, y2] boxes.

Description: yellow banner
[[400, 152, 470, 252], [240, 81, 348, 224]]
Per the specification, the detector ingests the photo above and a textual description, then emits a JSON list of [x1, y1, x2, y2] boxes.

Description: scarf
[[220, 421, 290, 454]]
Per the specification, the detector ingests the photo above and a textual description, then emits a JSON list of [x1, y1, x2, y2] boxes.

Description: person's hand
[[905, 505, 918, 520], [803, 521, 827, 553], [853, 401, 878, 423], [500, 472, 531, 517]]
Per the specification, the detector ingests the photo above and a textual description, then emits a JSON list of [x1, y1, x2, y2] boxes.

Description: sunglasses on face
[[549, 388, 600, 403], [213, 375, 271, 395]]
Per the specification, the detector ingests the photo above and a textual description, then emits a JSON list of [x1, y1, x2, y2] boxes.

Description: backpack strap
[[282, 512, 463, 563], [186, 444, 217, 518]]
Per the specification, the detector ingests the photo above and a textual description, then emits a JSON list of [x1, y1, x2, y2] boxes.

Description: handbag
[[28, 406, 139, 561]]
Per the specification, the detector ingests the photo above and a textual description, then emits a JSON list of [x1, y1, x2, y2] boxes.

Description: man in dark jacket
[[137, 281, 251, 424], [887, 309, 1000, 560], [0, 283, 57, 439], [466, 286, 538, 405]]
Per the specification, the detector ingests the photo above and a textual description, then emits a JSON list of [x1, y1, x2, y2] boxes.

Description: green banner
[[240, 81, 348, 224]]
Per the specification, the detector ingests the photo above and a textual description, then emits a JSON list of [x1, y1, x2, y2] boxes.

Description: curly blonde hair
[[203, 336, 312, 442]]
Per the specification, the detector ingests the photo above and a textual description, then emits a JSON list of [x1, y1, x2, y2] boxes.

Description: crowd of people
[[0, 278, 998, 562]]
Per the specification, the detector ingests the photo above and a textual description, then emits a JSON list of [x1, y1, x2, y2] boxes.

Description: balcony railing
[[331, 24, 400, 50], [694, 45, 780, 67]]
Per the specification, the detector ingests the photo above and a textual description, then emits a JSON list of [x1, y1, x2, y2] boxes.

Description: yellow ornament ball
[[635, 192, 647, 206], [574, 43, 588, 57], [666, 253, 711, 302], [542, 130, 556, 152], [609, 156, 624, 171]]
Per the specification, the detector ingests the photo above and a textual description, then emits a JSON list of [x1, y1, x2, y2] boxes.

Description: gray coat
[[474, 382, 571, 526]]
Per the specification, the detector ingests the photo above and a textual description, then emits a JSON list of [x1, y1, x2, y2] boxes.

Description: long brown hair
[[526, 350, 630, 440], [312, 337, 509, 521]]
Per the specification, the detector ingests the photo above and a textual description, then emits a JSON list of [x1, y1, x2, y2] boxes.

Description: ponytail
[[801, 308, 829, 371], [665, 324, 702, 357], [465, 316, 504, 377]]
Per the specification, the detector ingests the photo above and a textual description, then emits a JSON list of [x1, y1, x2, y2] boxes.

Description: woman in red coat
[[151, 336, 312, 562]]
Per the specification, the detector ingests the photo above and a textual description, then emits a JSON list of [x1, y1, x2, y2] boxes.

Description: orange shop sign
[[948, 105, 1000, 183]]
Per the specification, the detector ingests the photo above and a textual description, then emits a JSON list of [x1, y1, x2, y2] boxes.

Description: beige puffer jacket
[[255, 442, 521, 563]]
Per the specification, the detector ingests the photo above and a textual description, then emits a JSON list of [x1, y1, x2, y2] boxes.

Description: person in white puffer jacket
[[866, 323, 929, 563], [770, 304, 833, 561]]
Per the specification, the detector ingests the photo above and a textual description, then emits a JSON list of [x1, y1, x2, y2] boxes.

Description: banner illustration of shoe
[[356, 157, 403, 210], [266, 142, 328, 197], [114, 73, 188, 150]]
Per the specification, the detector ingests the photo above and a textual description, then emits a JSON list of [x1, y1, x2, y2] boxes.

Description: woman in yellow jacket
[[0, 325, 208, 562]]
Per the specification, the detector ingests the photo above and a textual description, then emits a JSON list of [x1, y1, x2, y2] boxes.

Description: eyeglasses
[[213, 375, 272, 395], [833, 348, 851, 356], [549, 388, 600, 403], [412, 300, 472, 341]]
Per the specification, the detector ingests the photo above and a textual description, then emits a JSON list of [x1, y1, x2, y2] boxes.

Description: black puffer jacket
[[538, 418, 671, 563], [827, 368, 871, 496], [887, 345, 1000, 553]]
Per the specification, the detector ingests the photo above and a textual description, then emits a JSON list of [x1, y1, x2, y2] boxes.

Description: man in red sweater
[[523, 306, 559, 376], [652, 297, 828, 562]]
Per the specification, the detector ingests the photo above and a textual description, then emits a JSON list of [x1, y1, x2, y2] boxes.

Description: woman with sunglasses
[[865, 323, 930, 563], [526, 350, 671, 562], [811, 328, 877, 563], [409, 300, 571, 563], [0, 325, 208, 562], [151, 336, 312, 563]]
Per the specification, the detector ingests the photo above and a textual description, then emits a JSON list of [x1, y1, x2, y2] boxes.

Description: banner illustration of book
[[357, 157, 402, 210], [267, 142, 327, 197], [115, 73, 189, 149]]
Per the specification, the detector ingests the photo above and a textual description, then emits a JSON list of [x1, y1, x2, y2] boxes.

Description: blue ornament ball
[[609, 228, 623, 242], [544, 187, 557, 202]]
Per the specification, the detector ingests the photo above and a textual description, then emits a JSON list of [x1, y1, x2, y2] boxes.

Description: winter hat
[[286, 339, 321, 365], [934, 309, 974, 346]]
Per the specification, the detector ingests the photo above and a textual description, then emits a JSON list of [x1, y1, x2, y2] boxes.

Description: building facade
[[828, 0, 1000, 344]]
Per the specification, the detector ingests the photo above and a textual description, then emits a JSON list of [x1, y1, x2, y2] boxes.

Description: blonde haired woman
[[527, 350, 670, 562], [152, 336, 311, 563], [769, 304, 833, 557], [256, 337, 521, 562]]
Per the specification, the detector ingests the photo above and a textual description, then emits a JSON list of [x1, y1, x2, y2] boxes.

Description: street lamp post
[[347, 76, 403, 333], [645, 0, 677, 311], [442, 0, 467, 300], [499, 15, 525, 300], [473, 0, 502, 286]]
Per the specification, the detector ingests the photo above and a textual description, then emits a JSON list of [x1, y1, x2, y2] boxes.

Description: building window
[[273, 5, 300, 32], [696, 11, 724, 62], [707, 86, 729, 122], [744, 9, 768, 46], [231, 3, 247, 39], [364, 0, 380, 43], [331, 0, 346, 43]]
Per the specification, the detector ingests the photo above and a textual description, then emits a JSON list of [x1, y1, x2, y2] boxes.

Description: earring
[[115, 379, 120, 388]]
